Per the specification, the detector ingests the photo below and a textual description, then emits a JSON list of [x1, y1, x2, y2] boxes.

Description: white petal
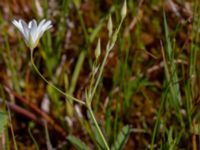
[[37, 19, 46, 32], [12, 20, 24, 34], [20, 20, 29, 41], [40, 20, 52, 32], [38, 20, 52, 38], [29, 20, 38, 43], [36, 19, 46, 40], [28, 22, 31, 28], [28, 20, 36, 29]]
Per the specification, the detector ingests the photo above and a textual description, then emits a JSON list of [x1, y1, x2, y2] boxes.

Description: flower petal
[[37, 19, 46, 32], [29, 20, 38, 43], [38, 20, 52, 38], [41, 20, 52, 32], [20, 20, 29, 42], [12, 20, 24, 34]]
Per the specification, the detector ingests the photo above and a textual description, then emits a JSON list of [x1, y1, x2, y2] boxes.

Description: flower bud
[[121, 0, 127, 19], [107, 15, 113, 38], [95, 38, 101, 59]]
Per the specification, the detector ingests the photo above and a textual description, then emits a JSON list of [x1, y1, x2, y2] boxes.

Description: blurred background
[[0, 0, 199, 149]]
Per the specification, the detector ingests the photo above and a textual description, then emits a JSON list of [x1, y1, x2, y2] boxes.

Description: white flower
[[12, 19, 52, 49]]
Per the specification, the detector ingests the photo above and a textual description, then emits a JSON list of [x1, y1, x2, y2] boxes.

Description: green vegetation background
[[0, 0, 199, 149]]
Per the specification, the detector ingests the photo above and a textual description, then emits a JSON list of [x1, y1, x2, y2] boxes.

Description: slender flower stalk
[[86, 2, 127, 150], [13, 19, 85, 105], [30, 50, 85, 105]]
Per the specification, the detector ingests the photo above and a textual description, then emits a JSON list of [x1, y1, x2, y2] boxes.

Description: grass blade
[[111, 125, 130, 150], [67, 135, 91, 150]]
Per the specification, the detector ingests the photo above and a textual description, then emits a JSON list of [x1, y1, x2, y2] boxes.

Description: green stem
[[85, 19, 123, 150], [150, 92, 166, 150], [85, 14, 125, 150], [91, 49, 110, 101], [88, 106, 110, 150], [90, 19, 124, 102], [30, 50, 85, 105], [76, 6, 89, 45], [86, 49, 111, 150]]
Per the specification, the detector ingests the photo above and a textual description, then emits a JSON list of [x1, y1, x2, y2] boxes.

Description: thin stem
[[75, 6, 89, 45], [28, 128, 40, 150], [30, 50, 85, 105], [90, 19, 124, 102], [91, 49, 110, 101], [44, 120, 53, 150], [7, 105, 18, 150], [88, 106, 110, 150]]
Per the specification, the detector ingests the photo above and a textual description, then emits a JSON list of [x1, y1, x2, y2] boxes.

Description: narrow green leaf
[[73, 0, 81, 8], [111, 125, 130, 150], [67, 135, 91, 150], [0, 112, 8, 136], [89, 114, 106, 150]]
